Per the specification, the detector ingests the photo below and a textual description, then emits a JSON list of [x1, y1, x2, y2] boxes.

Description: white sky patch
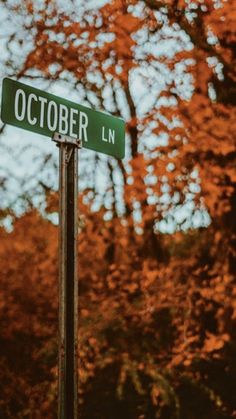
[[0, 0, 212, 230]]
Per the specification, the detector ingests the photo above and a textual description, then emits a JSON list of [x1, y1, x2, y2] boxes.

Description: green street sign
[[1, 78, 125, 159]]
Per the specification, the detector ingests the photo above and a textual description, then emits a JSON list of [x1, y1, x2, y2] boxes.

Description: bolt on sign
[[1, 78, 125, 159], [1, 77, 125, 419]]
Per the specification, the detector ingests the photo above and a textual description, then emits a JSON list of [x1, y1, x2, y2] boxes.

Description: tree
[[0, 0, 235, 418]]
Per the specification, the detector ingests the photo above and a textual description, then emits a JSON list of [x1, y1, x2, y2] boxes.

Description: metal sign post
[[1, 77, 125, 419], [52, 132, 81, 419]]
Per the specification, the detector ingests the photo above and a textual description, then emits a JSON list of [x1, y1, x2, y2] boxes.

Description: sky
[[0, 0, 211, 232]]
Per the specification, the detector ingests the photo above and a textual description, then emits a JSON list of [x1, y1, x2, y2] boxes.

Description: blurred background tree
[[0, 0, 235, 418]]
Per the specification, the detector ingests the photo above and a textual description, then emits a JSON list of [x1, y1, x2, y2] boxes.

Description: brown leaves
[[203, 332, 230, 354], [1, 0, 236, 416], [114, 14, 141, 33], [0, 196, 235, 416]]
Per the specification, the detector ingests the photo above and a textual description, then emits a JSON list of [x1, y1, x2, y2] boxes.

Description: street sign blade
[[1, 78, 125, 159]]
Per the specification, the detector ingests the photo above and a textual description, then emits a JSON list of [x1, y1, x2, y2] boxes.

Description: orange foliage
[[0, 0, 236, 417]]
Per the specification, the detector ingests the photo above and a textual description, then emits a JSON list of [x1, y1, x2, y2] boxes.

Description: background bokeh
[[0, 0, 235, 418]]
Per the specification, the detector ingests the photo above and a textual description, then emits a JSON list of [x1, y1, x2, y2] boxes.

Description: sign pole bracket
[[52, 132, 81, 419]]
